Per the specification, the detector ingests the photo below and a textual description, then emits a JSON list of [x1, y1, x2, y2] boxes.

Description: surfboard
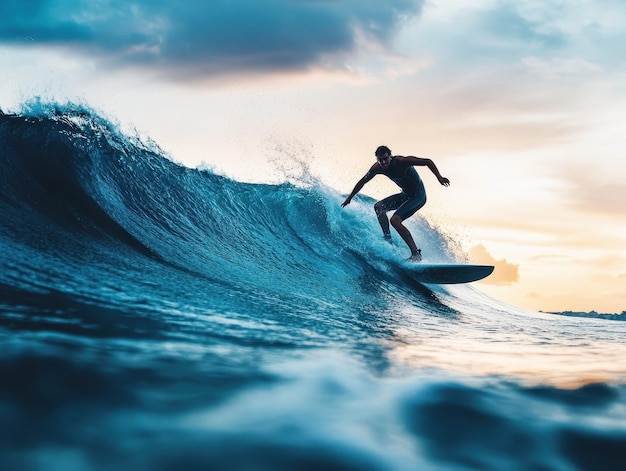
[[404, 263, 494, 284]]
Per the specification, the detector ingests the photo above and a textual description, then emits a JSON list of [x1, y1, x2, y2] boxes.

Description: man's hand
[[439, 176, 450, 187], [341, 197, 351, 208]]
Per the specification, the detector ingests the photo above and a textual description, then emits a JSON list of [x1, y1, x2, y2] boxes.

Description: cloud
[[413, 1, 568, 69], [468, 244, 519, 286], [478, 2, 566, 49], [558, 166, 626, 218], [415, 0, 626, 74], [575, 182, 626, 217], [0, 0, 423, 78]]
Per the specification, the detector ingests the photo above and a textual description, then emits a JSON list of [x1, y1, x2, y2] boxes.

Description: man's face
[[377, 153, 392, 169]]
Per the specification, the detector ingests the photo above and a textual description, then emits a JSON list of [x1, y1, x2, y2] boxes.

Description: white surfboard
[[404, 263, 494, 284]]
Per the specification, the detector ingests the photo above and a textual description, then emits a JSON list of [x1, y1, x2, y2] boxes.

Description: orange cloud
[[468, 244, 519, 285]]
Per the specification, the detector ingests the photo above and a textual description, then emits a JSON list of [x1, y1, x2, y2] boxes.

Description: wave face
[[1, 103, 625, 471]]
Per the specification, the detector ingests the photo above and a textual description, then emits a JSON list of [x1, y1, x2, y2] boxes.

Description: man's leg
[[392, 192, 426, 260], [374, 194, 406, 238], [390, 215, 419, 257], [374, 203, 390, 236]]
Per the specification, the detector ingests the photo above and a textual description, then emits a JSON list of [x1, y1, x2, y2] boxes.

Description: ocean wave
[[2, 101, 626, 471]]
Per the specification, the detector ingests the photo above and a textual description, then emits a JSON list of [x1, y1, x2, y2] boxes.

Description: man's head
[[375, 145, 392, 169]]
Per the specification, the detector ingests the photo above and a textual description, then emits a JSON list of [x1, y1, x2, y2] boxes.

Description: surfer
[[341, 145, 450, 262]]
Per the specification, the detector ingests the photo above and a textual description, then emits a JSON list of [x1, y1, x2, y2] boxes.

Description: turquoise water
[[1, 105, 625, 471]]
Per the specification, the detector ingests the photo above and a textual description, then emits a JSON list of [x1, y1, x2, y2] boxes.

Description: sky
[[1, 0, 625, 313]]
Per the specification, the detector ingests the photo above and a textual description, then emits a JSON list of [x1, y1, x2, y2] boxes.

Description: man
[[341, 145, 450, 262]]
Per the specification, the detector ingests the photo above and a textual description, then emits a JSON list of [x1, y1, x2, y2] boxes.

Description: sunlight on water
[[389, 335, 626, 388], [387, 290, 626, 388]]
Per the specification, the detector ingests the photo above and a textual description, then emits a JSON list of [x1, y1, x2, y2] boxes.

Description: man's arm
[[403, 156, 450, 187], [341, 173, 375, 207]]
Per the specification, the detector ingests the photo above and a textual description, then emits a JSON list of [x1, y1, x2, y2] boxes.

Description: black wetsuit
[[365, 157, 426, 220]]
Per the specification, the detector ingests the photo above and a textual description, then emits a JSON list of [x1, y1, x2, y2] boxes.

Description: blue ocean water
[[1, 103, 625, 471]]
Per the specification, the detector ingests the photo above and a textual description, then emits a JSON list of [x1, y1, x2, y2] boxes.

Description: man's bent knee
[[390, 215, 403, 227]]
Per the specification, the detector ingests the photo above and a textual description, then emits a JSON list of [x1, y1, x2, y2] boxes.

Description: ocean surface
[[1, 103, 625, 471]]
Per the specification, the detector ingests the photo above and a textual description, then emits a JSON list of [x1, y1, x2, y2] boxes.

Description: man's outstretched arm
[[404, 156, 450, 186], [341, 174, 373, 207]]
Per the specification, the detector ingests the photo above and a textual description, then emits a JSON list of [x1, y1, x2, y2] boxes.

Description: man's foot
[[407, 249, 422, 262], [383, 233, 392, 244]]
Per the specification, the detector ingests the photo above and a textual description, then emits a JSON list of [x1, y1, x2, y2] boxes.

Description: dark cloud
[[0, 0, 423, 77]]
